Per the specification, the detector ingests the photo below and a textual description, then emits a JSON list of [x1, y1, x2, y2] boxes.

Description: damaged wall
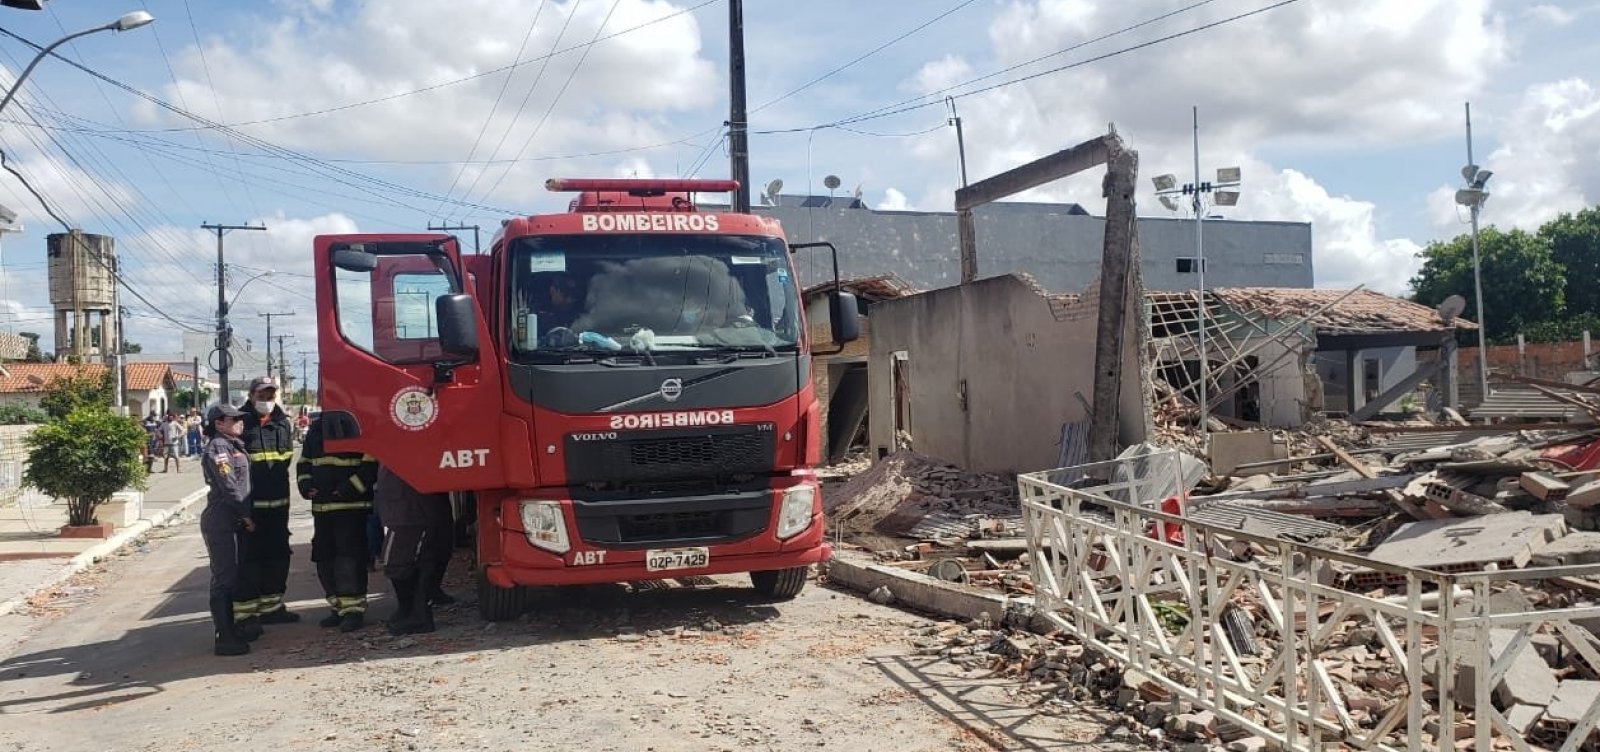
[[768, 202, 1312, 294], [867, 274, 1147, 474]]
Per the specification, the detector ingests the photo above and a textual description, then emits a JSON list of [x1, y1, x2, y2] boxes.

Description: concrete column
[[54, 310, 68, 356], [1441, 336, 1459, 409], [1345, 349, 1362, 415], [1517, 333, 1526, 376]]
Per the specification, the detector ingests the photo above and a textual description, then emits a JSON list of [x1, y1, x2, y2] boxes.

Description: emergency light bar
[[544, 178, 741, 195]]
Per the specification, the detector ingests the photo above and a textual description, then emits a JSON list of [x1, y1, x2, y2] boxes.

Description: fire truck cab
[[312, 178, 858, 619]]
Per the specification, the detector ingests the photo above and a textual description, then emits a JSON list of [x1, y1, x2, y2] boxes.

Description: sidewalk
[[0, 462, 208, 616]]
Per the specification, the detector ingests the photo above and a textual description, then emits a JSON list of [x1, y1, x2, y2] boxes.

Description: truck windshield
[[508, 233, 801, 361]]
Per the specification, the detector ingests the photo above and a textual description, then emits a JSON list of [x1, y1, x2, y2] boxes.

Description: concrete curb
[[823, 550, 1054, 633], [0, 485, 208, 617]]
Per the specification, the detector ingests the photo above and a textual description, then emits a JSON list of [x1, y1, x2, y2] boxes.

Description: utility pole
[[946, 96, 969, 187], [204, 222, 266, 406], [192, 355, 201, 407], [1464, 102, 1491, 401], [427, 223, 480, 254], [275, 334, 292, 387], [727, 0, 751, 212], [298, 349, 313, 406], [257, 311, 293, 381]]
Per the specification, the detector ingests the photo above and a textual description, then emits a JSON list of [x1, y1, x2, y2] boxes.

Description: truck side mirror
[[436, 294, 479, 357], [829, 291, 860, 344], [331, 247, 378, 272]]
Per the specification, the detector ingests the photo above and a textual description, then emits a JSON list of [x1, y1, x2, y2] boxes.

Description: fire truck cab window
[[331, 246, 460, 365], [509, 234, 800, 361]]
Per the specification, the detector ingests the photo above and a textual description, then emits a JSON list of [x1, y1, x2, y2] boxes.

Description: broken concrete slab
[[824, 551, 1050, 633], [1365, 511, 1568, 573], [1569, 480, 1600, 509], [1545, 679, 1600, 725], [1505, 704, 1543, 735], [1209, 432, 1287, 476], [1532, 531, 1600, 567], [1445, 628, 1558, 709]]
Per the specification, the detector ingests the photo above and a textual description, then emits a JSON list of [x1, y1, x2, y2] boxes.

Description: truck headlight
[[777, 485, 816, 540], [520, 500, 570, 554]]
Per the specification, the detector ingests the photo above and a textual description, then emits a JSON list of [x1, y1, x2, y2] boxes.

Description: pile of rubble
[[825, 450, 1019, 544], [903, 603, 1600, 752]]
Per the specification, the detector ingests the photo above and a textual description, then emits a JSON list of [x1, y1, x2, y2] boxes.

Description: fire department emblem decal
[[390, 386, 438, 431]]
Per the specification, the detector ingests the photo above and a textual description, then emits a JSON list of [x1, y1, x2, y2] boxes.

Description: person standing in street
[[373, 466, 454, 635], [200, 403, 259, 656], [297, 416, 378, 632], [160, 413, 185, 473], [238, 376, 300, 627], [186, 409, 203, 456]]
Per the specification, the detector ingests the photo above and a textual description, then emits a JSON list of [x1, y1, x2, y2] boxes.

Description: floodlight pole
[[1465, 102, 1491, 400], [1191, 106, 1209, 443]]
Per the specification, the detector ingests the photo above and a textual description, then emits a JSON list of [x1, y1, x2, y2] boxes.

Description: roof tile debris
[[1211, 287, 1476, 333], [0, 363, 108, 394]]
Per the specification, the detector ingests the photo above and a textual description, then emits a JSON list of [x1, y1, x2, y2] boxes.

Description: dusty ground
[[0, 498, 1130, 752]]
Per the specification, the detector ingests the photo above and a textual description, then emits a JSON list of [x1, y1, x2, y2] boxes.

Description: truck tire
[[477, 567, 521, 621], [750, 566, 809, 600]]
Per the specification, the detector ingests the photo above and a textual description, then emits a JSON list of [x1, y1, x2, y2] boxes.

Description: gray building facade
[[749, 197, 1313, 293]]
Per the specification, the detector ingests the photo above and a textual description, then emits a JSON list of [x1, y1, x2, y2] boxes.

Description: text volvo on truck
[[312, 178, 859, 619]]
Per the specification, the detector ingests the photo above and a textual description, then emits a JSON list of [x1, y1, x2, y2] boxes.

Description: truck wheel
[[750, 566, 809, 600], [477, 567, 522, 621]]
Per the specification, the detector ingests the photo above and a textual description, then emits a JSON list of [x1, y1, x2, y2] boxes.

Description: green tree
[[173, 387, 212, 411], [1409, 227, 1566, 343], [23, 407, 148, 527], [17, 332, 45, 363], [120, 341, 142, 355], [39, 368, 115, 420], [1539, 207, 1600, 318]]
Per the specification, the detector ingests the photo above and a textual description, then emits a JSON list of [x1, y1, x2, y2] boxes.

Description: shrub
[[24, 407, 148, 526], [39, 368, 114, 420], [0, 404, 46, 425]]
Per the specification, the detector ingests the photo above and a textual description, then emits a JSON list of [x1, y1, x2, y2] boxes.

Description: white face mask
[[253, 400, 275, 414]]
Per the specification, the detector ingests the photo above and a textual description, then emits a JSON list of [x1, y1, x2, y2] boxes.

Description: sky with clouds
[[0, 0, 1596, 380]]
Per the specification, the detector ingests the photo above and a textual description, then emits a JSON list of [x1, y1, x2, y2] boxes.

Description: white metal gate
[[1020, 451, 1600, 752]]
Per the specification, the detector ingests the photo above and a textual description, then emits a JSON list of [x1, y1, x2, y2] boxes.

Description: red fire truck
[[312, 178, 858, 619]]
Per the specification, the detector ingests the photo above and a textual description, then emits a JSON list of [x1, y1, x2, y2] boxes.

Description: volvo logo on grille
[[659, 378, 683, 402]]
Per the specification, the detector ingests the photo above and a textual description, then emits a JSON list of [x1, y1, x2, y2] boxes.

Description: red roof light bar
[[544, 178, 741, 194]]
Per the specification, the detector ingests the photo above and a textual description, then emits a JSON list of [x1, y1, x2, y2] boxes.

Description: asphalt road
[[0, 492, 1117, 752]]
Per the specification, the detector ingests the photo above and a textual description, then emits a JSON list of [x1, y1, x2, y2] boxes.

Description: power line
[[760, 0, 1304, 134], [432, 0, 549, 221], [748, 0, 981, 115], [70, 0, 720, 135], [181, 0, 255, 214], [454, 0, 615, 223]]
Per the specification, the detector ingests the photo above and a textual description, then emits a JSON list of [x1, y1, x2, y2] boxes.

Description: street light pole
[[1464, 102, 1491, 400], [1153, 109, 1241, 441], [0, 11, 153, 411], [205, 222, 267, 406], [0, 11, 155, 118]]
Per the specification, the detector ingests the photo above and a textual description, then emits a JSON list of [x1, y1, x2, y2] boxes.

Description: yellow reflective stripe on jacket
[[308, 456, 366, 467], [250, 450, 296, 462], [348, 476, 367, 493], [253, 498, 291, 509], [311, 501, 372, 513]]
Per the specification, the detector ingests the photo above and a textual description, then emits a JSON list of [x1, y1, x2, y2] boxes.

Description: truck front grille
[[565, 424, 774, 485]]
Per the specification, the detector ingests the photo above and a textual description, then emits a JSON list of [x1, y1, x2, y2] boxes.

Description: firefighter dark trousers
[[238, 505, 291, 617], [203, 527, 253, 630], [382, 517, 453, 603], [312, 510, 369, 615]]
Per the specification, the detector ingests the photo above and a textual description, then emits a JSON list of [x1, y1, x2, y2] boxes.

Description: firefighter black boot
[[385, 576, 418, 635], [211, 596, 250, 657]]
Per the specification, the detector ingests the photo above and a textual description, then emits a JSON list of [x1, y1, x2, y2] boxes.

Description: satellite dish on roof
[[1437, 294, 1467, 324], [823, 174, 841, 192], [763, 179, 784, 205]]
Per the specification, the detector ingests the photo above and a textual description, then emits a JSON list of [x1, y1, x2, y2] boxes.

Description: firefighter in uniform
[[374, 466, 454, 635], [297, 416, 378, 632], [237, 376, 300, 626], [200, 403, 258, 656]]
